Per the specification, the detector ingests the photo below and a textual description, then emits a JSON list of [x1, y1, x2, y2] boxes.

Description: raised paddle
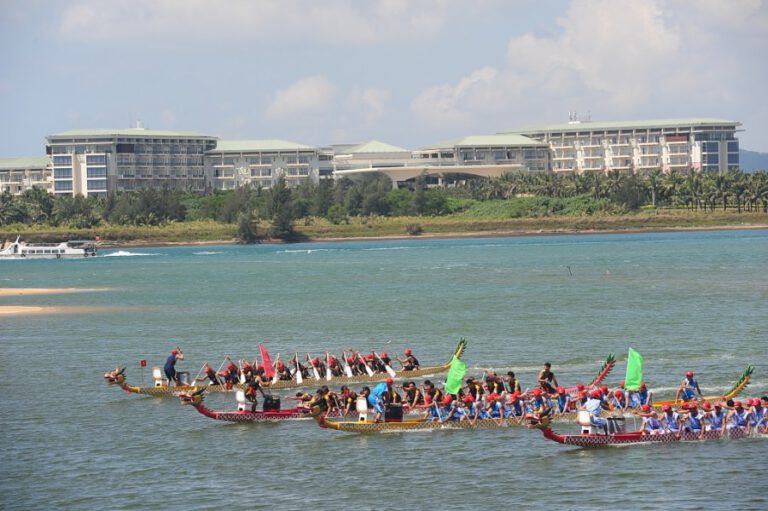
[[294, 352, 303, 385], [374, 351, 397, 378], [325, 352, 332, 381], [307, 353, 320, 380], [341, 351, 354, 377], [271, 354, 281, 385]]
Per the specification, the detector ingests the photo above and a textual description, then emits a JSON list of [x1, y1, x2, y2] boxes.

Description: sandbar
[[0, 287, 111, 297]]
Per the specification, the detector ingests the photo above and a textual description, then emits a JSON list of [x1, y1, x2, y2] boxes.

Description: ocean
[[1, 230, 767, 510]]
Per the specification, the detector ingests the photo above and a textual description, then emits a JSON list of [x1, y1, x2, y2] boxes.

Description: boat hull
[[542, 427, 757, 448]]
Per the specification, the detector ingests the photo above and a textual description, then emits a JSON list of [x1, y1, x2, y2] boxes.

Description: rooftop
[[421, 134, 547, 150], [504, 117, 741, 134], [210, 139, 315, 153], [0, 156, 49, 170], [48, 128, 215, 139], [345, 140, 410, 154]]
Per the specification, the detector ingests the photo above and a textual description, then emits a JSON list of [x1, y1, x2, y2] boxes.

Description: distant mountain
[[739, 149, 768, 172]]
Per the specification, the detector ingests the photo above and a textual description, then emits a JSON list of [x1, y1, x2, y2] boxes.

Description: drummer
[[675, 370, 702, 402], [581, 389, 609, 434]]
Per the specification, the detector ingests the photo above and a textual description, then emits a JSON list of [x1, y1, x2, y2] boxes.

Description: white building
[[46, 128, 217, 197], [503, 117, 741, 174], [205, 139, 328, 190], [0, 157, 51, 195], [332, 135, 550, 187]]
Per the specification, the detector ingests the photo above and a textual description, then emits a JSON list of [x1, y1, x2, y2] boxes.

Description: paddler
[[530, 388, 551, 417], [327, 354, 343, 377], [660, 404, 681, 434], [537, 362, 558, 393], [486, 373, 505, 395], [244, 375, 266, 412], [163, 347, 184, 386], [681, 402, 706, 437], [675, 370, 702, 402], [466, 377, 484, 401], [637, 404, 664, 435], [554, 387, 572, 415], [726, 401, 750, 432], [195, 363, 220, 385], [309, 356, 326, 378], [376, 352, 393, 373], [275, 360, 291, 381], [752, 398, 767, 433], [402, 381, 423, 410], [611, 389, 628, 412], [339, 386, 357, 415], [702, 401, 727, 432], [504, 371, 521, 394], [397, 348, 420, 371], [423, 380, 442, 404]]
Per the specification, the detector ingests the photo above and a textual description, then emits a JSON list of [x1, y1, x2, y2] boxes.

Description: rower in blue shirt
[[582, 390, 610, 434], [660, 404, 681, 433], [675, 370, 702, 402]]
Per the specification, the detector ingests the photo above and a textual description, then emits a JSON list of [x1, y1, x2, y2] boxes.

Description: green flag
[[444, 355, 466, 395], [624, 348, 643, 391]]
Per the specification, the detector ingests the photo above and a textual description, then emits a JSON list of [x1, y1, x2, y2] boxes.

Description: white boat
[[0, 236, 98, 259]]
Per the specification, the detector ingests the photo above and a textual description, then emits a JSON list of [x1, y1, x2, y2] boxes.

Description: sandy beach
[[0, 287, 113, 317], [0, 287, 112, 297]]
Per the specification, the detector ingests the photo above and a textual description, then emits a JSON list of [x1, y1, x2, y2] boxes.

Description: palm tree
[[644, 168, 663, 207]]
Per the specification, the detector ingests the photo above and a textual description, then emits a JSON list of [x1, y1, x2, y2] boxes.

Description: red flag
[[259, 343, 275, 378], [140, 359, 147, 367]]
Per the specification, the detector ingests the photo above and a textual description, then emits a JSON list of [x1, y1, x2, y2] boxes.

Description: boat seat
[[236, 390, 247, 411], [152, 367, 163, 387], [356, 396, 368, 422]]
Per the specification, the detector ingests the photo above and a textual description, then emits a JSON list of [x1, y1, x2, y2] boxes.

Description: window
[[87, 179, 107, 190], [727, 153, 739, 165], [727, 141, 739, 153], [86, 155, 106, 165], [87, 167, 107, 178], [54, 181, 73, 191], [53, 155, 72, 165], [705, 154, 719, 165], [54, 168, 72, 179], [703, 142, 719, 153]]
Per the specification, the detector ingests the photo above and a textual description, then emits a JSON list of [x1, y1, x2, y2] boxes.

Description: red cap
[[686, 371, 694, 378], [242, 361, 252, 369], [688, 402, 698, 409], [329, 356, 336, 364], [312, 357, 319, 365], [463, 394, 474, 403], [385, 378, 393, 385], [702, 401, 712, 410], [641, 404, 651, 412], [577, 383, 585, 391], [662, 404, 671, 411], [578, 391, 587, 399], [533, 388, 542, 397], [619, 380, 625, 387], [171, 349, 178, 355], [220, 369, 230, 376], [557, 386, 565, 394], [614, 390, 623, 398], [714, 402, 723, 408], [590, 390, 601, 399], [735, 401, 743, 408], [405, 348, 412, 355], [442, 395, 453, 405], [257, 365, 264, 371], [425, 395, 433, 404], [347, 356, 355, 364], [366, 354, 374, 361], [600, 385, 609, 393], [381, 352, 387, 358], [277, 361, 285, 369], [640, 382, 647, 389]]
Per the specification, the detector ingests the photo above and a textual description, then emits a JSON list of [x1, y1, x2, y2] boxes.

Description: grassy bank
[[1, 210, 766, 246]]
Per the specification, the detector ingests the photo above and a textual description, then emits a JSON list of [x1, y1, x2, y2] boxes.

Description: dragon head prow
[[104, 367, 125, 384], [179, 387, 206, 406], [525, 412, 552, 430]]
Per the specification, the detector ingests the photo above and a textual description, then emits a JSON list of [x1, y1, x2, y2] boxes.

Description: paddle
[[307, 353, 320, 380], [359, 353, 374, 377], [238, 360, 246, 384], [271, 354, 281, 385], [374, 351, 397, 378], [294, 352, 303, 384], [193, 361, 207, 386], [342, 351, 354, 377], [325, 352, 332, 381]]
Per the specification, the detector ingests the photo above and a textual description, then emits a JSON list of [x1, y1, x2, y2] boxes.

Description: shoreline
[[106, 223, 768, 248]]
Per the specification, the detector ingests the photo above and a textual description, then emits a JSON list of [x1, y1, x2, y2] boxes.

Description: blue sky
[[1, 0, 767, 156]]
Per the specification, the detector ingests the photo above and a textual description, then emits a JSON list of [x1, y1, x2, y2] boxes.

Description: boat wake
[[103, 251, 161, 257]]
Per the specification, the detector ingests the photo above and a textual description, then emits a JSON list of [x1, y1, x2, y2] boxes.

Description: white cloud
[[411, 0, 768, 136], [265, 76, 336, 119], [347, 88, 392, 126], [57, 0, 447, 45]]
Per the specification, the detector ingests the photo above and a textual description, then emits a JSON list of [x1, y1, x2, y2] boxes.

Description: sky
[[1, 0, 767, 157]]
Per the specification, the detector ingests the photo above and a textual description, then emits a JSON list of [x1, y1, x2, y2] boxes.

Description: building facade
[[504, 118, 741, 174], [0, 157, 51, 195], [205, 139, 328, 190], [46, 128, 217, 197]]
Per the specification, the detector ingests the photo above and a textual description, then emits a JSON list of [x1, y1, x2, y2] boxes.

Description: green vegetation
[[1, 169, 767, 244]]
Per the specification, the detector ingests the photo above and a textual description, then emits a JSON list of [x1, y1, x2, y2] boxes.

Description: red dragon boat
[[178, 387, 320, 422]]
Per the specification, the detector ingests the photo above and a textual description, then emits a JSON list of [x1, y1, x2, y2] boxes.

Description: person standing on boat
[[538, 362, 558, 393], [675, 371, 702, 402], [504, 371, 521, 394], [397, 348, 420, 371], [164, 348, 184, 386], [369, 378, 393, 422], [581, 389, 609, 434]]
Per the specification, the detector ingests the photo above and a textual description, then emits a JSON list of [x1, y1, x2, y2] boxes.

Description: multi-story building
[[332, 135, 550, 187], [46, 128, 217, 197], [503, 117, 741, 174], [0, 157, 51, 195], [206, 139, 328, 190]]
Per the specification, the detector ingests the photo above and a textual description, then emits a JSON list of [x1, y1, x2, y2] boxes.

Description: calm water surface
[[1, 230, 767, 510]]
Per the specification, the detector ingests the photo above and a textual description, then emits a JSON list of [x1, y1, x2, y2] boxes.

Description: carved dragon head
[[104, 367, 125, 384], [525, 412, 552, 430], [179, 387, 206, 406]]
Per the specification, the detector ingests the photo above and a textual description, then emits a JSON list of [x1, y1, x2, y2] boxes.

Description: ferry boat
[[0, 236, 98, 259]]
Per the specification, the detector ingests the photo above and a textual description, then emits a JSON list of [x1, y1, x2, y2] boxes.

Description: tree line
[[1, 169, 767, 241]]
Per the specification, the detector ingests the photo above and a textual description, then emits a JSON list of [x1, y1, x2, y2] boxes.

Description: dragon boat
[[105, 339, 467, 398], [651, 366, 754, 409], [526, 411, 763, 448], [313, 408, 521, 434], [562, 353, 616, 395]]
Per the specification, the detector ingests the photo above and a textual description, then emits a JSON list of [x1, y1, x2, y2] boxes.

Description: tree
[[267, 176, 294, 239], [236, 209, 258, 244]]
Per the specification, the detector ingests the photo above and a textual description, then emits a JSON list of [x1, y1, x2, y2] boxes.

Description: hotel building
[[45, 128, 217, 197], [0, 157, 51, 195], [205, 139, 329, 190], [503, 117, 741, 174]]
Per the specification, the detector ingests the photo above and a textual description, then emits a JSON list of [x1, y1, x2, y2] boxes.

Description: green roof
[[346, 140, 410, 154], [422, 134, 546, 150], [49, 128, 215, 139], [505, 117, 741, 134], [0, 156, 50, 170], [210, 139, 315, 153]]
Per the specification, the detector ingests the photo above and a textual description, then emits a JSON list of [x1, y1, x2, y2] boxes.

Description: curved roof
[[346, 140, 410, 153], [422, 134, 546, 150]]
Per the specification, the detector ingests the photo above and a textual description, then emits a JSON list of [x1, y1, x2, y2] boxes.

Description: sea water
[[1, 230, 766, 510]]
